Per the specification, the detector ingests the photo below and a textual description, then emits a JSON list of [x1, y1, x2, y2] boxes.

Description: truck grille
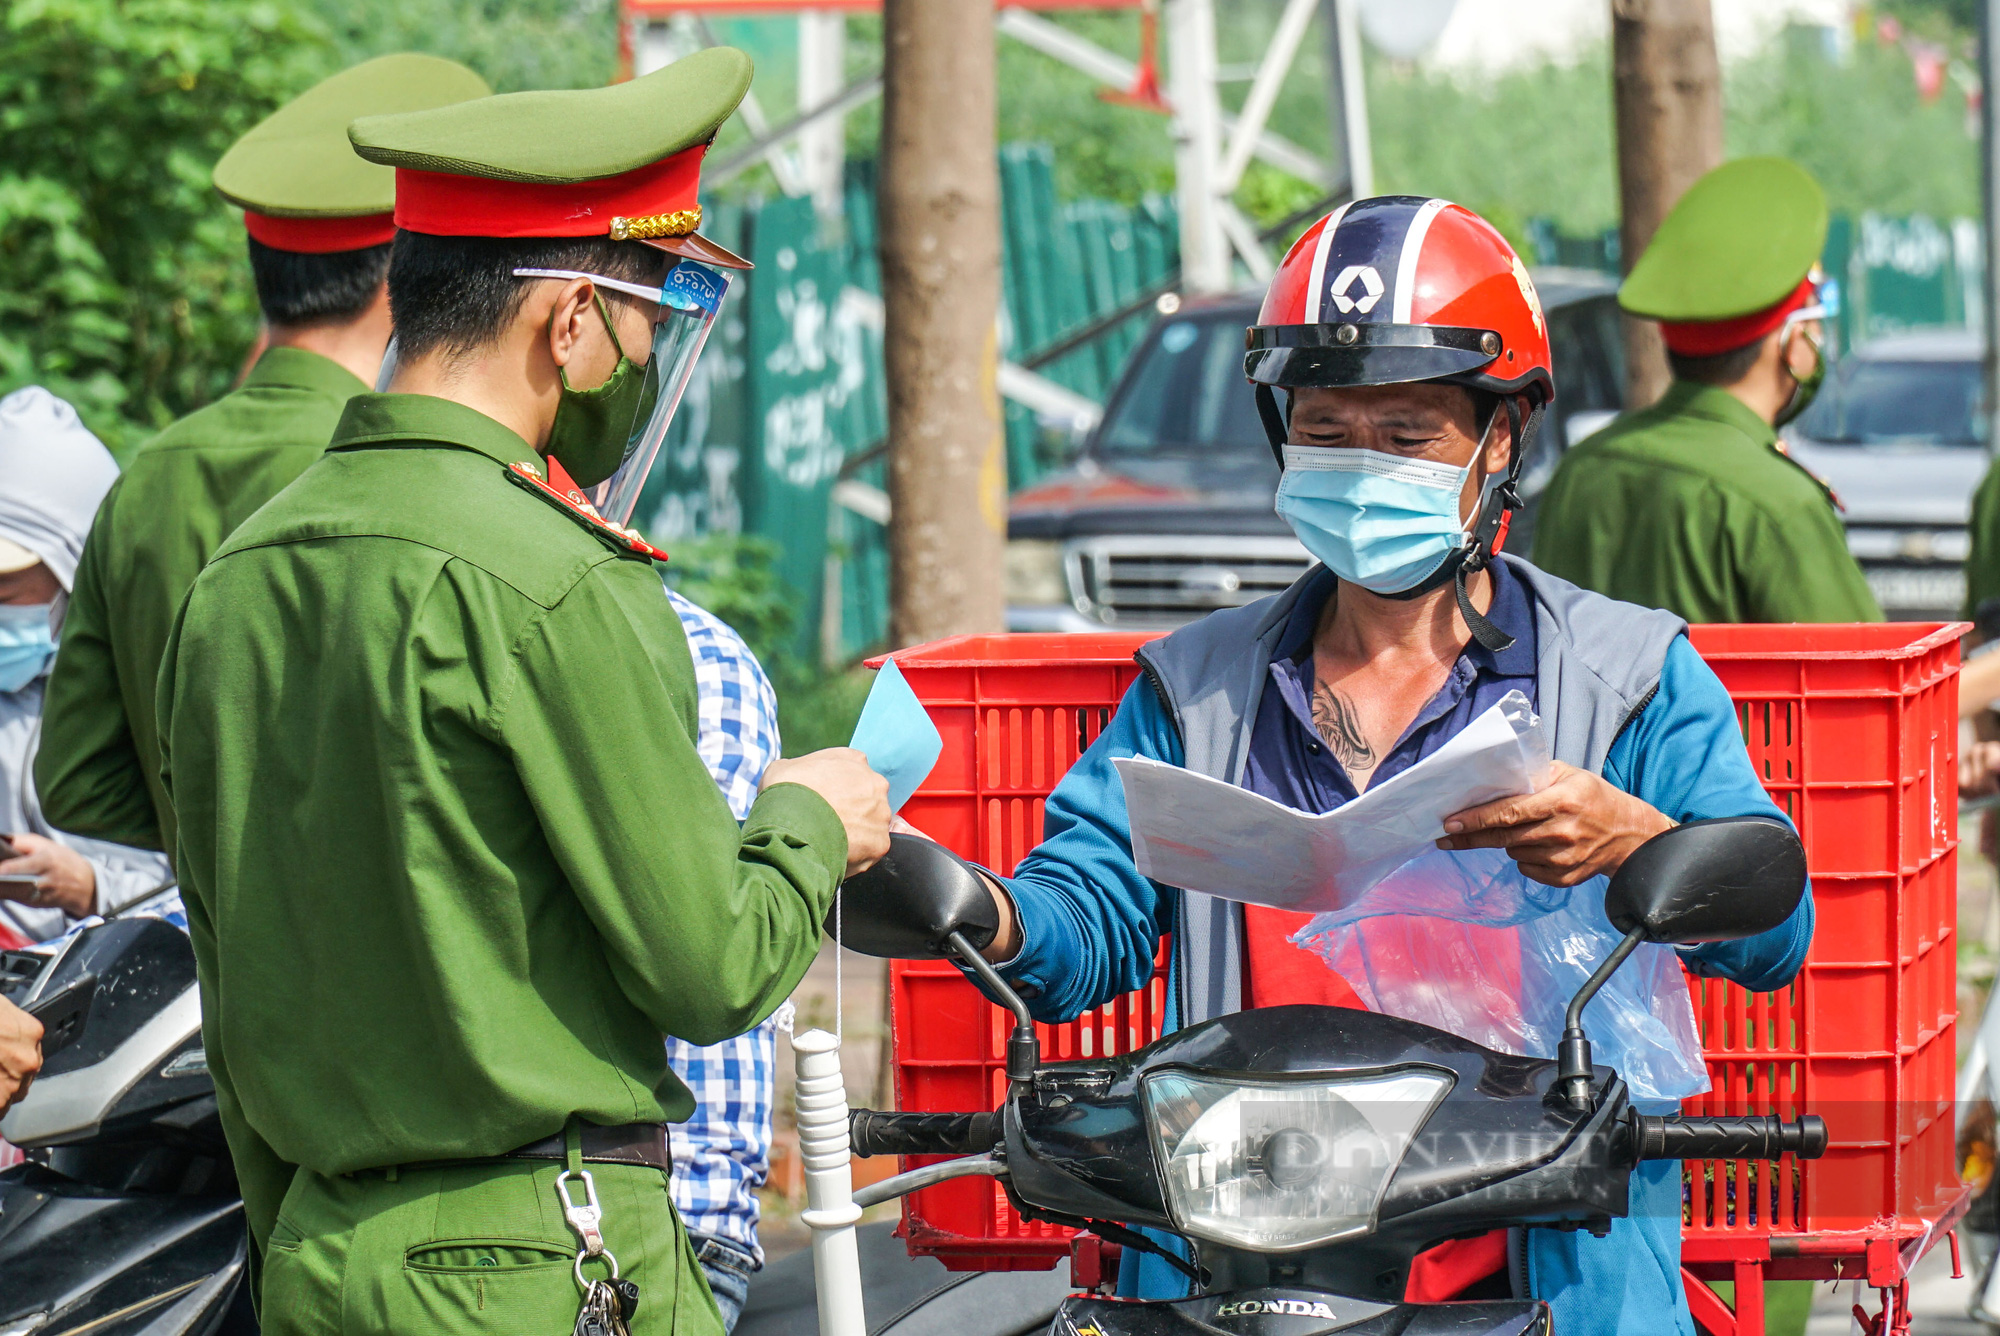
[[1844, 525, 1969, 615], [1067, 535, 1314, 628]]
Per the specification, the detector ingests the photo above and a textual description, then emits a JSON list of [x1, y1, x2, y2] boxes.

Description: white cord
[[834, 881, 843, 1040]]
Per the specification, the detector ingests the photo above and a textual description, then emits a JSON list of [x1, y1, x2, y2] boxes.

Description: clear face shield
[[512, 260, 732, 526]]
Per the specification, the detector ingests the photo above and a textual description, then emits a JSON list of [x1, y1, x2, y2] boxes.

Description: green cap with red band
[[212, 54, 491, 254], [1619, 157, 1828, 353], [347, 47, 755, 270]]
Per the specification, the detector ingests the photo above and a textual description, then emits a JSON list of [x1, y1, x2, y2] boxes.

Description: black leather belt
[[509, 1121, 671, 1170], [384, 1122, 671, 1175]]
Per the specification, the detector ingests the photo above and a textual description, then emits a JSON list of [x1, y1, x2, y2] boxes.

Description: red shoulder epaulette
[[1771, 440, 1847, 513], [504, 461, 671, 562]]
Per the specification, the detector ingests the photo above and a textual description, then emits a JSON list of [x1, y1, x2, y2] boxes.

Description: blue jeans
[[694, 1235, 757, 1333]]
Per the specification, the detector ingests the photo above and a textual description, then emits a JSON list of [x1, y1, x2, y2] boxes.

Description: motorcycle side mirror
[[832, 835, 1000, 960], [833, 836, 1039, 1087], [1604, 817, 1807, 945], [1556, 818, 1806, 1112]]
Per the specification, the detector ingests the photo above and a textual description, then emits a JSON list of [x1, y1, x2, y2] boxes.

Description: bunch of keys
[[557, 1168, 641, 1336], [574, 1277, 640, 1336]]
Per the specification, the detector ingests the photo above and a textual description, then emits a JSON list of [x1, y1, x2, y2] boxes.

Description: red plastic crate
[[877, 625, 1971, 1300], [1678, 623, 1970, 1303]]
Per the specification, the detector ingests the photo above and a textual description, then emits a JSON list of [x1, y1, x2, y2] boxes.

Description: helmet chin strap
[[1392, 395, 1538, 650], [1380, 396, 1539, 652], [1255, 383, 1289, 463]]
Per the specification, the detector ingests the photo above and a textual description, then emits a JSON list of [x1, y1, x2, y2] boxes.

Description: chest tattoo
[[1310, 682, 1377, 774]]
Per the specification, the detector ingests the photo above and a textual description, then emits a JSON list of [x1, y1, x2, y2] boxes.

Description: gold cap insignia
[[609, 206, 702, 242]]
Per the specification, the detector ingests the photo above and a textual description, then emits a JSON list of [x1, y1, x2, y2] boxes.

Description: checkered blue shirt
[[662, 585, 783, 1264]]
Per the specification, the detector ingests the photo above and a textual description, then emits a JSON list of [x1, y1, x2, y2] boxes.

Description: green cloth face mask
[[545, 293, 648, 488], [1774, 327, 1826, 429]]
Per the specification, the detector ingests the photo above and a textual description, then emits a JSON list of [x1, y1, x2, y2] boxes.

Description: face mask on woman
[[0, 603, 55, 693]]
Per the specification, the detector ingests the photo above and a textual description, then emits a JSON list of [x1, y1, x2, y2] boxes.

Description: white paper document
[[1114, 690, 1552, 913]]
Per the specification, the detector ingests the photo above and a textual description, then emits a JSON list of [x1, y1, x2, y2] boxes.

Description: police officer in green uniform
[[1533, 157, 1882, 623], [1963, 456, 2000, 634], [36, 54, 491, 860], [153, 48, 891, 1333]]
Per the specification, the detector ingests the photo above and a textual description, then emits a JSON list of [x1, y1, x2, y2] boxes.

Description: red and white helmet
[[1246, 198, 1555, 639], [1246, 195, 1554, 409]]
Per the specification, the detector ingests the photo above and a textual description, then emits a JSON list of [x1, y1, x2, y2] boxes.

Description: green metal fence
[[1000, 144, 1177, 480], [637, 145, 1178, 665]]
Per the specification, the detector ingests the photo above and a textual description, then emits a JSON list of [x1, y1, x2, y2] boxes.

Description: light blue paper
[[850, 660, 943, 812]]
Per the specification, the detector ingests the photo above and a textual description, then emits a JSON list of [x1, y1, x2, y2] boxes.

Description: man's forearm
[[977, 869, 1021, 962]]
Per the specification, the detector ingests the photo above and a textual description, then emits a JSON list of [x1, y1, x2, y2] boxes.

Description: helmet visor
[[1245, 322, 1501, 390]]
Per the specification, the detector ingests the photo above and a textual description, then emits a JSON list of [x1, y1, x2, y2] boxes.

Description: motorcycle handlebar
[[1634, 1114, 1828, 1162], [850, 1109, 1002, 1159]]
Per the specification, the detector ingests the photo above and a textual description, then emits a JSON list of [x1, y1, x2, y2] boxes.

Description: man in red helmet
[[950, 198, 1814, 1335]]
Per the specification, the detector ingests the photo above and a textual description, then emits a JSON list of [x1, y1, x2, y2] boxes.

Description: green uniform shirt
[[1964, 457, 2000, 626], [1531, 380, 1882, 623], [155, 392, 847, 1251], [37, 347, 368, 857]]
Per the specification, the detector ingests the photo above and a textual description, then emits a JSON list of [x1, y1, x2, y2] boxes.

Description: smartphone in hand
[[0, 835, 37, 888]]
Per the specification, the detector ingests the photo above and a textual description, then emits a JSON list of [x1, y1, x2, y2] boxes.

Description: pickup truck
[[1005, 269, 1626, 632], [1783, 327, 1987, 620]]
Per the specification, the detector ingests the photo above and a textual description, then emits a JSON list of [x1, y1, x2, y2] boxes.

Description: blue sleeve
[[986, 678, 1186, 1023], [1602, 636, 1813, 993]]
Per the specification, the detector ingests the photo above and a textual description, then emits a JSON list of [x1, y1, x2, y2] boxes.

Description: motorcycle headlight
[[1142, 1068, 1452, 1251], [1004, 539, 1068, 605]]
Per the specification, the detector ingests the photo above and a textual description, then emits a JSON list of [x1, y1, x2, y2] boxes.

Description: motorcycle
[[808, 817, 1828, 1335], [0, 913, 252, 1335]]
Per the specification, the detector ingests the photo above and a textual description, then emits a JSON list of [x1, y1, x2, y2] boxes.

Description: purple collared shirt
[[1242, 561, 1540, 811]]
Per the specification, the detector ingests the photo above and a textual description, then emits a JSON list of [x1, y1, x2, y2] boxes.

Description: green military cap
[[216, 53, 492, 252], [347, 47, 754, 269], [214, 54, 491, 252], [1619, 157, 1828, 323]]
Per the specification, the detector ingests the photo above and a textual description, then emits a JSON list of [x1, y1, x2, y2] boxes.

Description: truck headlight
[[1004, 539, 1068, 606], [1142, 1068, 1452, 1251]]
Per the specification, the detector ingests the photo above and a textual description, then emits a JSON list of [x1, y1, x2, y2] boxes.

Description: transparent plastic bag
[[1290, 845, 1709, 1104]]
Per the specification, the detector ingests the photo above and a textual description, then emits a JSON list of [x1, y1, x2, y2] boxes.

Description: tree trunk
[[880, 0, 1006, 647], [1611, 0, 1724, 409]]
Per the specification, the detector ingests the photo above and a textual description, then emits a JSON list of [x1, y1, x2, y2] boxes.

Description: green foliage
[[660, 531, 797, 665], [1368, 47, 1620, 239], [773, 666, 871, 760], [1363, 32, 1980, 246], [659, 532, 872, 757], [0, 0, 617, 457], [1727, 34, 1980, 220], [299, 0, 617, 93], [0, 0, 334, 454]]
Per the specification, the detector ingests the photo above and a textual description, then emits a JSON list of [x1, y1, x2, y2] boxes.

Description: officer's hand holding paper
[[850, 660, 943, 813], [1115, 689, 1551, 913]]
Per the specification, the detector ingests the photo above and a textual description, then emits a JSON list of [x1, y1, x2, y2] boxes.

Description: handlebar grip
[[1634, 1114, 1828, 1162], [850, 1109, 1002, 1158]]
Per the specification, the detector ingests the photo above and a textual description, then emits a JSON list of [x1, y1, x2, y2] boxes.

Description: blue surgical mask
[[1274, 445, 1477, 595], [0, 603, 55, 693]]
